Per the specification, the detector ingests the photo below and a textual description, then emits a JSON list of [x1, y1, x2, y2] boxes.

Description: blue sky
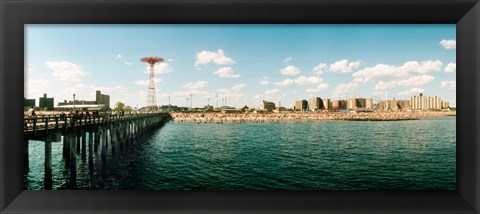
[[25, 24, 456, 108]]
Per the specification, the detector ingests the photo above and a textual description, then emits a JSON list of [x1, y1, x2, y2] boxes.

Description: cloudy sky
[[25, 24, 456, 108]]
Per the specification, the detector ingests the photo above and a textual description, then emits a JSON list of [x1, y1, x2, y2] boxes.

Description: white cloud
[[353, 60, 442, 83], [195, 49, 235, 66], [134, 78, 162, 86], [213, 67, 240, 78], [124, 62, 132, 65], [167, 58, 174, 62], [313, 63, 328, 75], [172, 90, 212, 99], [280, 65, 301, 76], [143, 63, 173, 74], [231, 83, 246, 91], [329, 59, 361, 73], [183, 81, 208, 89], [440, 80, 456, 91], [306, 83, 329, 93], [445, 63, 456, 72], [259, 77, 269, 85], [274, 79, 294, 86], [294, 76, 323, 85], [374, 75, 435, 91], [398, 88, 424, 96], [116, 54, 123, 59], [275, 76, 324, 86], [217, 84, 246, 99], [45, 60, 87, 81], [265, 88, 280, 94], [283, 57, 293, 64], [332, 82, 358, 97], [440, 39, 456, 49], [26, 78, 50, 98]]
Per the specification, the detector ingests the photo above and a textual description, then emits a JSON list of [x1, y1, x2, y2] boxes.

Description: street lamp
[[73, 94, 76, 111]]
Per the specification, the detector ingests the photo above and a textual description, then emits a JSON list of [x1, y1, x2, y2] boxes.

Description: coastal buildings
[[56, 90, 110, 110], [96, 91, 110, 109], [380, 98, 411, 111], [322, 99, 330, 111], [331, 100, 347, 111], [410, 93, 449, 110], [24, 98, 35, 108], [295, 100, 308, 111], [309, 97, 325, 112], [347, 98, 373, 110], [262, 100, 276, 112], [39, 93, 54, 110]]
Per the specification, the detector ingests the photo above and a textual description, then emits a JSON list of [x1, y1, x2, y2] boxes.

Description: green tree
[[124, 106, 133, 113], [115, 101, 125, 111]]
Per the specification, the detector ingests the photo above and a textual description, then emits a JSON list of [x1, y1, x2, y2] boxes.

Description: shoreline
[[171, 111, 456, 124]]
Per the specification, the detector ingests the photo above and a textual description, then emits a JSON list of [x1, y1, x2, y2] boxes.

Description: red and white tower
[[141, 56, 164, 112]]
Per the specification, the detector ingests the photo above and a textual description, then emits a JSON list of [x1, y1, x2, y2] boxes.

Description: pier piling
[[81, 130, 86, 160], [69, 134, 77, 188], [24, 140, 29, 172], [44, 141, 52, 190]]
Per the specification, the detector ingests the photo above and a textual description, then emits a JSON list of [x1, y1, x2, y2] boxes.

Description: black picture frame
[[1, 0, 479, 213]]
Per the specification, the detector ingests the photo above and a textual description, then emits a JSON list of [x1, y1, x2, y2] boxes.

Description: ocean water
[[24, 117, 456, 190]]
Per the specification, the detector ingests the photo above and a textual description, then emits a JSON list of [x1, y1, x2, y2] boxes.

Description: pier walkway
[[23, 113, 172, 189]]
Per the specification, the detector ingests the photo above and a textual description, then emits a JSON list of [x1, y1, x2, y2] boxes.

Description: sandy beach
[[171, 111, 456, 124]]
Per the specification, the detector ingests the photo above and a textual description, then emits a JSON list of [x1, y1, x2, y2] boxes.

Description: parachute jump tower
[[141, 56, 164, 112]]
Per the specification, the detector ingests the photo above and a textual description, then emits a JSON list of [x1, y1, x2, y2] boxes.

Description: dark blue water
[[25, 117, 456, 190]]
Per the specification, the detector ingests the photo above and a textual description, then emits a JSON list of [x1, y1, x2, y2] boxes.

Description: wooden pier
[[24, 113, 172, 189]]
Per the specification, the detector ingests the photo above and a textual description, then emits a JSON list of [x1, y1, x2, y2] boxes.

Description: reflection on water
[[25, 117, 456, 190]]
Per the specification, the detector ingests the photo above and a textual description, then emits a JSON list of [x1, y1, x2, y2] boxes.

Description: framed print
[[1, 0, 479, 213]]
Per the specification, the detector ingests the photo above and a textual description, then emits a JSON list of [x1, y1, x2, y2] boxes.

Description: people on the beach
[[170, 111, 455, 124]]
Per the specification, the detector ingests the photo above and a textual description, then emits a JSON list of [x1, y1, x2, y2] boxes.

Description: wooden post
[[88, 131, 94, 181], [81, 130, 86, 160], [94, 130, 99, 153], [44, 141, 52, 190], [62, 136, 67, 159], [76, 130, 81, 154], [64, 134, 71, 167], [69, 134, 77, 188], [24, 140, 29, 172], [110, 125, 116, 156], [102, 128, 107, 161], [115, 128, 123, 151], [88, 132, 94, 161]]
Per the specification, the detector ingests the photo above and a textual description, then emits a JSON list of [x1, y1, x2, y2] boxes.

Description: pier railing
[[24, 113, 170, 138]]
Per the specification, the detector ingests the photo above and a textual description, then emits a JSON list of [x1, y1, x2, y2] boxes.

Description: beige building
[[347, 98, 372, 110], [309, 97, 324, 111], [410, 93, 447, 110], [331, 100, 347, 110], [322, 98, 330, 111], [295, 100, 308, 111], [262, 100, 276, 112]]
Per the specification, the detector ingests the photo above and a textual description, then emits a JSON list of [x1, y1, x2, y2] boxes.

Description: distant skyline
[[25, 24, 456, 108]]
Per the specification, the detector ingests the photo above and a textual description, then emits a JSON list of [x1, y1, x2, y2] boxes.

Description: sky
[[25, 24, 456, 109]]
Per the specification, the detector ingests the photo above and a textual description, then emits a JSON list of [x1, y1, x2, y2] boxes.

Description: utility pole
[[190, 94, 192, 109], [385, 88, 389, 110], [73, 94, 76, 111]]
